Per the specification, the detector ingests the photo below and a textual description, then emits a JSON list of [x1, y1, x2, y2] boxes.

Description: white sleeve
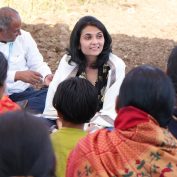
[[90, 56, 126, 127], [7, 70, 16, 83], [43, 55, 76, 117], [43, 59, 64, 117], [24, 32, 52, 80]]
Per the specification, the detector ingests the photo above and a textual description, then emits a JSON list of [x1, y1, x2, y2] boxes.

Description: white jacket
[[43, 53, 125, 127]]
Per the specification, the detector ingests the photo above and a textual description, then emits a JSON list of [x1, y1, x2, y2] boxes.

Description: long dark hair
[[117, 65, 175, 128], [68, 16, 112, 72]]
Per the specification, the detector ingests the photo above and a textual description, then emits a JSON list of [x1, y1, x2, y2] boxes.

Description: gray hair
[[0, 7, 19, 30]]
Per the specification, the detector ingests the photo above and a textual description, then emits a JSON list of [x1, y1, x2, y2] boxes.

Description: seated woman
[[43, 16, 125, 131], [166, 46, 177, 138], [0, 52, 20, 113], [0, 111, 56, 177], [66, 65, 177, 177]]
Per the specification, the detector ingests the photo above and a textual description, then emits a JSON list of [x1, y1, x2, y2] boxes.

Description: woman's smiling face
[[79, 25, 105, 61]]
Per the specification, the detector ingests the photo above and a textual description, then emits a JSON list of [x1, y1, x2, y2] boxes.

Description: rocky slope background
[[1, 0, 177, 73]]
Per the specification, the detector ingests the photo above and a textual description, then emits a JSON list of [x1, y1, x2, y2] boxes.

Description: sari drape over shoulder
[[66, 106, 177, 177]]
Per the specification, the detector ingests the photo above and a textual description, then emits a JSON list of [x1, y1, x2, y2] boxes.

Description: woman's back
[[67, 106, 177, 176]]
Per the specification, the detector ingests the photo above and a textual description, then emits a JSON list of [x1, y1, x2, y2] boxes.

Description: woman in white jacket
[[43, 16, 125, 130]]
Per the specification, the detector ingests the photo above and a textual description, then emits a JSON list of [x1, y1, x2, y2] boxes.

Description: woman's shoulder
[[60, 54, 71, 62], [60, 54, 77, 65], [107, 53, 126, 69], [75, 129, 117, 155], [0, 96, 20, 113]]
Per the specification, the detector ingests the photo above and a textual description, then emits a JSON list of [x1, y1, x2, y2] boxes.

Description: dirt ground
[[19, 0, 177, 73]]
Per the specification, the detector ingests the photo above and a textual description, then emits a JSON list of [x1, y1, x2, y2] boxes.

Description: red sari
[[0, 95, 20, 113], [66, 106, 177, 177]]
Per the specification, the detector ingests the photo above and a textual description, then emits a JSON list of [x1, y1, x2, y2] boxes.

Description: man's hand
[[15, 70, 43, 85], [44, 74, 53, 86]]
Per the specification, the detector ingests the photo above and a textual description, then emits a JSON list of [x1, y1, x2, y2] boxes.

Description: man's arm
[[24, 31, 52, 82], [15, 70, 43, 85]]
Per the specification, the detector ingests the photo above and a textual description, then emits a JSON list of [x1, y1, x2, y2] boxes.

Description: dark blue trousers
[[9, 87, 48, 114]]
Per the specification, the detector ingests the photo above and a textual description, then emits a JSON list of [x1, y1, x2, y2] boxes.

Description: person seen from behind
[[51, 77, 98, 177], [0, 111, 56, 177]]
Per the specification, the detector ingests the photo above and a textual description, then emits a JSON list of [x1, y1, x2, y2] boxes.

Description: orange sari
[[0, 95, 20, 113], [66, 106, 177, 177]]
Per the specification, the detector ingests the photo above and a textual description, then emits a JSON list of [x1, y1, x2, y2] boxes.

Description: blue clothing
[[9, 87, 48, 114]]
